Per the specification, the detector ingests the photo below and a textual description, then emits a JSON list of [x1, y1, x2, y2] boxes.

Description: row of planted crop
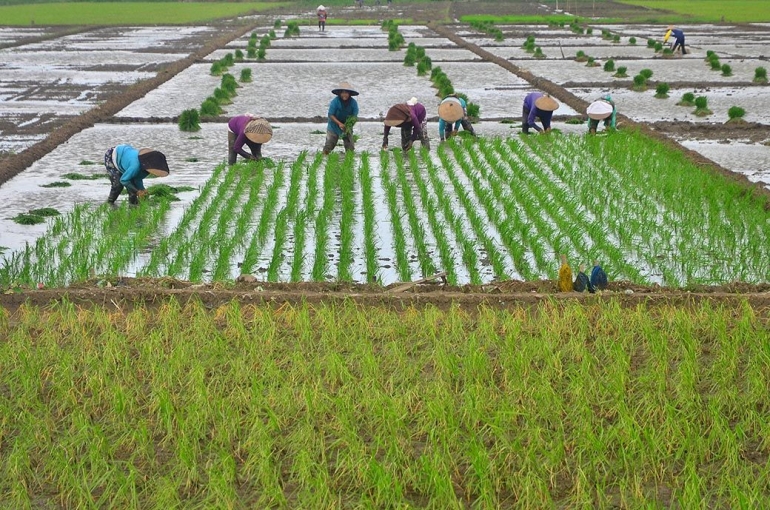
[[2, 130, 769, 287]]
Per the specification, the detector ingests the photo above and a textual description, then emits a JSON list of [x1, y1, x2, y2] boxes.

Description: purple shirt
[[523, 92, 553, 130], [228, 115, 257, 159], [383, 103, 426, 143]]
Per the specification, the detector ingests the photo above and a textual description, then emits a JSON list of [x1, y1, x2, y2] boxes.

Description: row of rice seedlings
[[291, 152, 323, 281], [239, 161, 287, 277], [337, 152, 357, 281], [383, 20, 404, 51], [357, 153, 379, 283], [421, 152, 483, 283], [403, 150, 458, 283], [392, 150, 437, 278], [4, 300, 769, 506], [436, 143, 513, 279], [310, 154, 341, 281], [379, 151, 411, 281], [141, 163, 227, 277], [267, 153, 307, 281]]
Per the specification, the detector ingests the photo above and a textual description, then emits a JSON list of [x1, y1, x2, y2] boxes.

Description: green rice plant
[[257, 46, 266, 60], [654, 82, 670, 98], [61, 172, 104, 180], [40, 181, 71, 188], [403, 44, 417, 66], [727, 106, 746, 122], [632, 74, 647, 91], [379, 152, 411, 281], [662, 47, 674, 57], [222, 53, 234, 66], [647, 38, 656, 48], [603, 59, 615, 72], [466, 101, 480, 120], [336, 152, 357, 281], [234, 49, 243, 61], [612, 34, 620, 43], [416, 57, 430, 75], [532, 46, 545, 59], [12, 213, 47, 225], [575, 50, 588, 62], [393, 151, 436, 278], [522, 34, 535, 48], [710, 58, 722, 70], [239, 68, 252, 83], [200, 97, 222, 116], [210, 61, 223, 76], [284, 21, 300, 38], [721, 63, 732, 76], [290, 153, 323, 281], [754, 66, 767, 83], [586, 27, 593, 35], [629, 36, 636, 44], [654, 41, 663, 52], [705, 49, 715, 60], [267, 155, 306, 281], [639, 68, 653, 80], [694, 96, 712, 116], [274, 19, 281, 28], [310, 154, 340, 281], [247, 47, 256, 59], [357, 153, 379, 283], [586, 56, 598, 67], [213, 87, 232, 105], [677, 91, 696, 106], [260, 35, 271, 48], [178, 108, 200, 132], [221, 73, 238, 92], [613, 66, 628, 78], [269, 29, 276, 39], [78, 160, 96, 165]]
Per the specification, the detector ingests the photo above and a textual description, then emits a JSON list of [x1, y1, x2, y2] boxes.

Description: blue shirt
[[114, 144, 149, 191], [327, 96, 359, 136]]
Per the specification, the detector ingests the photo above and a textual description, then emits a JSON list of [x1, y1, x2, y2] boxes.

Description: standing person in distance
[[323, 82, 359, 155], [521, 92, 559, 134], [104, 145, 169, 207], [227, 114, 272, 165], [317, 5, 328, 32]]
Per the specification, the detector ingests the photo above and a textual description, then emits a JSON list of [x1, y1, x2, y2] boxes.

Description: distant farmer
[[104, 145, 169, 207], [382, 97, 430, 152], [586, 94, 617, 134], [664, 25, 686, 55], [317, 5, 328, 31], [324, 81, 359, 155], [228, 114, 272, 165], [437, 93, 476, 142], [522, 92, 559, 134]]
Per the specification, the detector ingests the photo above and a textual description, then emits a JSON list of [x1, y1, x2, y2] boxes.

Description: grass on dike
[[615, 0, 770, 23], [1, 298, 768, 507], [0, 2, 286, 25]]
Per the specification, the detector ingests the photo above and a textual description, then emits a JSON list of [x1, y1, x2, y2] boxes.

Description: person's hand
[[137, 190, 149, 200], [404, 141, 413, 152], [381, 145, 388, 151]]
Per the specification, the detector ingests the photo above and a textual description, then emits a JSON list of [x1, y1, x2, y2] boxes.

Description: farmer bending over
[[438, 93, 476, 142], [228, 114, 272, 164], [104, 145, 169, 207], [522, 92, 559, 134], [382, 97, 430, 152]]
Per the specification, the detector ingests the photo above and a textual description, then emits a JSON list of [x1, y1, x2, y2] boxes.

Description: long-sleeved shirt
[[438, 96, 467, 135], [383, 103, 426, 145], [327, 96, 359, 136], [228, 115, 258, 159], [114, 144, 149, 192], [523, 92, 553, 131]]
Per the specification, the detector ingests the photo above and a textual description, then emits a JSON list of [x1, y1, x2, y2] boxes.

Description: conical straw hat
[[438, 97, 464, 122], [586, 100, 613, 120], [244, 117, 272, 143], [534, 95, 559, 112], [138, 148, 169, 176], [331, 81, 359, 96]]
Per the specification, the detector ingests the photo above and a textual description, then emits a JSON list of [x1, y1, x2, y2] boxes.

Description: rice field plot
[[2, 130, 768, 287], [1, 298, 769, 507]]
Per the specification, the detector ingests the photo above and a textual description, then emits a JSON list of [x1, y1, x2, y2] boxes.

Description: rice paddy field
[[1, 1, 770, 507]]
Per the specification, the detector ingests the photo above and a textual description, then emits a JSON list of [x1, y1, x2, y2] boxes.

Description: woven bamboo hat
[[384, 104, 410, 126], [586, 100, 613, 120], [332, 82, 359, 96], [438, 97, 464, 122], [244, 117, 272, 143], [534, 95, 559, 112], [138, 148, 169, 177], [317, 4, 326, 10]]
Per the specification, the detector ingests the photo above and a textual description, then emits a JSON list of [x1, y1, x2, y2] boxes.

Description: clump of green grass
[[185, 157, 199, 163], [727, 106, 746, 123], [754, 66, 767, 83], [240, 68, 252, 83], [677, 91, 696, 106], [29, 207, 60, 217], [575, 50, 588, 62], [710, 57, 722, 70], [654, 42, 663, 52], [632, 74, 647, 91], [654, 82, 670, 98], [11, 213, 46, 225], [40, 181, 71, 188], [284, 20, 300, 38], [694, 96, 712, 116], [533, 46, 545, 59], [78, 160, 96, 165], [613, 66, 628, 78], [200, 97, 222, 117], [612, 34, 620, 43], [629, 36, 636, 45], [639, 68, 653, 80], [61, 172, 104, 180], [586, 56, 599, 67], [178, 108, 200, 132], [603, 59, 615, 72], [721, 64, 732, 76]]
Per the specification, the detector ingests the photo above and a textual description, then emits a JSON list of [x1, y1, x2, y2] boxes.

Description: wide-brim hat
[[332, 81, 359, 96], [384, 104, 410, 126], [438, 97, 464, 122], [317, 4, 326, 10], [138, 149, 169, 177], [245, 117, 273, 143], [586, 100, 613, 120], [535, 95, 559, 112]]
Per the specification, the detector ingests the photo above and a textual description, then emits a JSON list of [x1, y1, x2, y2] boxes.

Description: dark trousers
[[104, 147, 137, 205], [228, 131, 262, 165], [401, 122, 430, 151], [672, 37, 685, 54]]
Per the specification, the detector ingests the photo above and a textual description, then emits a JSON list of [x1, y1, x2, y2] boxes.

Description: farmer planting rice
[[104, 145, 169, 207], [323, 81, 359, 155], [587, 94, 617, 134], [382, 97, 430, 152], [437, 93, 476, 142], [227, 114, 272, 164], [521, 92, 558, 134], [664, 25, 686, 55], [316, 5, 327, 31]]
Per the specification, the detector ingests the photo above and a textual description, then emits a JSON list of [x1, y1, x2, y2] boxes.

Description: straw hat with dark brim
[[244, 118, 273, 143], [534, 95, 559, 112], [138, 149, 169, 177], [586, 100, 613, 120], [384, 104, 410, 126], [438, 97, 464, 122], [332, 81, 359, 96]]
